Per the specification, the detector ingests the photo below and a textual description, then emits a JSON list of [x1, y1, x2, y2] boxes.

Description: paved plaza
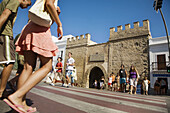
[[0, 82, 170, 113]]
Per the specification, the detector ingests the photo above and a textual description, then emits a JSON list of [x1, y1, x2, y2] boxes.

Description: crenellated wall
[[67, 33, 91, 48], [109, 20, 150, 41]]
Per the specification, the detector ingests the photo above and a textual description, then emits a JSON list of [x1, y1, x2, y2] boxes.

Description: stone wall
[[109, 20, 151, 79], [65, 34, 90, 87]]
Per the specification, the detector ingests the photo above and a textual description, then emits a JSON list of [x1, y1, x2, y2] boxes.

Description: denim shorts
[[65, 70, 73, 78], [120, 78, 126, 84], [71, 76, 74, 83]]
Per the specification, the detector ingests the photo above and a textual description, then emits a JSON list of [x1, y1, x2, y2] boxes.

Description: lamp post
[[153, 0, 170, 68], [153, 0, 170, 72]]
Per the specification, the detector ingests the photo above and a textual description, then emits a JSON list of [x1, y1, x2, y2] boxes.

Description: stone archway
[[89, 67, 104, 88], [85, 64, 107, 88]]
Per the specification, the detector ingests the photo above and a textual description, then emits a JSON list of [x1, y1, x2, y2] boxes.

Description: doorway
[[89, 67, 104, 89]]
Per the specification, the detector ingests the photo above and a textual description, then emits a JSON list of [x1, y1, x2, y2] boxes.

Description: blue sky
[[1, 0, 170, 43]]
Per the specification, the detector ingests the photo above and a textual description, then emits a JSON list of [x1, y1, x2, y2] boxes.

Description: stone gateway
[[65, 20, 151, 88]]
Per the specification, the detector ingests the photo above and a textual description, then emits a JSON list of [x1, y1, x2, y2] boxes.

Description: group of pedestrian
[[106, 64, 150, 95], [46, 52, 76, 88], [154, 79, 167, 95], [107, 72, 119, 91], [0, 0, 63, 112]]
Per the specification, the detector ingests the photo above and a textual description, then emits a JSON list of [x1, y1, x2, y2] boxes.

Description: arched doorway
[[89, 67, 104, 89]]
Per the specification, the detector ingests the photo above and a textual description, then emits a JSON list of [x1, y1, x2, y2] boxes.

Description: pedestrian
[[111, 72, 116, 91], [100, 76, 105, 90], [108, 74, 112, 91], [154, 80, 160, 95], [113, 74, 119, 92], [0, 0, 31, 99], [3, 0, 63, 112], [129, 65, 139, 94], [71, 66, 76, 87], [8, 54, 24, 91], [116, 73, 120, 91], [72, 66, 77, 86], [50, 57, 63, 86], [65, 52, 75, 88], [119, 64, 128, 93], [93, 80, 97, 89], [160, 79, 166, 95], [142, 76, 150, 95], [44, 67, 55, 84]]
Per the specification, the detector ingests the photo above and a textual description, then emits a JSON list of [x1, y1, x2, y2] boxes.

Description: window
[[157, 54, 166, 70]]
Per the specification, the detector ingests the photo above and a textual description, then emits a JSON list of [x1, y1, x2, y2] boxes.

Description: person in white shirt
[[108, 74, 112, 91], [65, 52, 75, 88], [142, 76, 150, 95]]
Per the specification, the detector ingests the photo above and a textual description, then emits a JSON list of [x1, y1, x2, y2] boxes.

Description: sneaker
[[61, 84, 65, 87], [50, 83, 55, 86]]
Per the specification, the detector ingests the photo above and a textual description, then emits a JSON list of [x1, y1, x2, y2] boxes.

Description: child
[[50, 57, 63, 86], [142, 76, 150, 95], [108, 74, 112, 91], [93, 80, 97, 89], [100, 76, 105, 90]]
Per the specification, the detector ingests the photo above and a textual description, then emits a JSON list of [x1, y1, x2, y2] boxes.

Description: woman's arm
[[46, 0, 63, 39]]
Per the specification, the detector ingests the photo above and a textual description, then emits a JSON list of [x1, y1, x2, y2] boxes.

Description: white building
[[52, 35, 74, 71], [149, 36, 170, 91]]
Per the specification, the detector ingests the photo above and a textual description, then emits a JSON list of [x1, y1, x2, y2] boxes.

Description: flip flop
[[27, 106, 37, 113], [3, 98, 26, 113]]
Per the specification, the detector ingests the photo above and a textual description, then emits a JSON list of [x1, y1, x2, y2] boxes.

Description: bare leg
[[0, 63, 14, 98], [146, 91, 148, 95], [158, 87, 160, 94], [66, 76, 69, 86], [17, 51, 37, 110], [8, 52, 52, 112], [130, 85, 133, 94], [163, 88, 165, 95], [123, 83, 125, 92], [134, 87, 136, 94], [120, 84, 122, 92]]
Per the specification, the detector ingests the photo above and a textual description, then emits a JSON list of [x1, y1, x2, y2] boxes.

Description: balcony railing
[[152, 62, 169, 71]]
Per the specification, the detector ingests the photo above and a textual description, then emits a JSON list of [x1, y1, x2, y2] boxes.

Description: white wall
[[52, 35, 74, 72], [149, 36, 170, 89]]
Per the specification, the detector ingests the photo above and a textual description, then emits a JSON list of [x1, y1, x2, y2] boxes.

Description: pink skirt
[[15, 21, 58, 57]]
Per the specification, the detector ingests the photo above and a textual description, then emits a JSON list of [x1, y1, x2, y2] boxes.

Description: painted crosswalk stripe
[[44, 85, 166, 105], [73, 86, 166, 102], [37, 86, 168, 113], [30, 88, 128, 113]]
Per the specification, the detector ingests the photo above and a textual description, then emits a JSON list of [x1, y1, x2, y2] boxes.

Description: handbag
[[28, 0, 58, 27]]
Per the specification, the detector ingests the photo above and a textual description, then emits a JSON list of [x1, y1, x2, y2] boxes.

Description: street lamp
[[153, 0, 170, 72]]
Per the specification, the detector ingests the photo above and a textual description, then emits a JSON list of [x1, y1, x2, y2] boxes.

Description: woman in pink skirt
[[3, 0, 63, 112]]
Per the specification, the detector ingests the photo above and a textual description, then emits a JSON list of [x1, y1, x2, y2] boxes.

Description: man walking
[[119, 64, 128, 93], [65, 52, 75, 88], [0, 0, 31, 98]]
